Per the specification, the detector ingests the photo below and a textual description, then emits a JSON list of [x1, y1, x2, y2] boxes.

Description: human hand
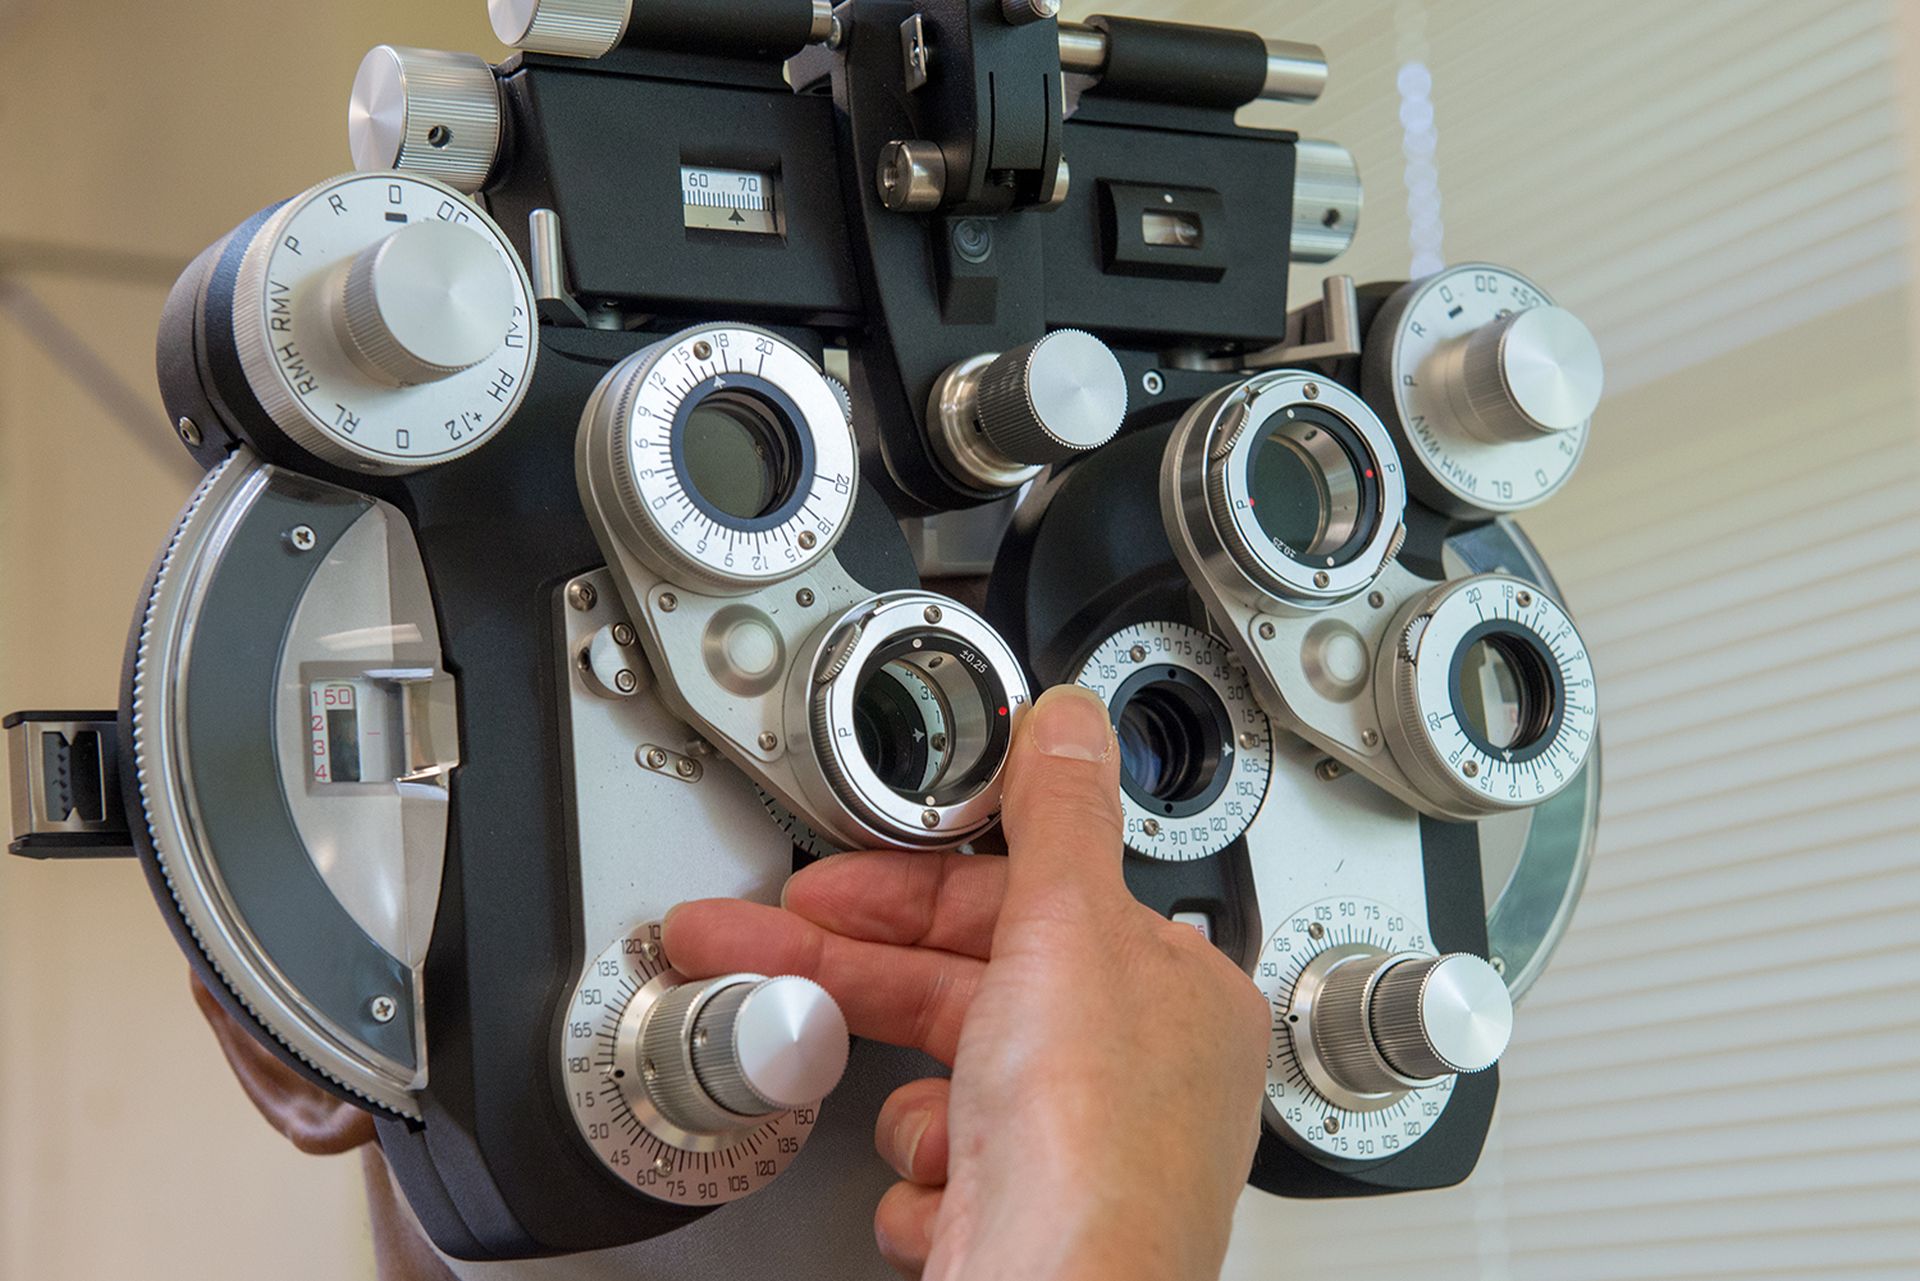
[[664, 684, 1270, 1281]]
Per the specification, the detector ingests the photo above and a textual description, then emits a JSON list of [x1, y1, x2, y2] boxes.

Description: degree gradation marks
[[561, 924, 818, 1207], [1257, 897, 1455, 1159]]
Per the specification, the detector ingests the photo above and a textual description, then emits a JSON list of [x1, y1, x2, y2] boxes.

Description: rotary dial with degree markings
[[1073, 621, 1273, 862], [1365, 263, 1596, 516], [560, 922, 818, 1207], [605, 324, 857, 593], [1258, 897, 1456, 1159], [231, 172, 535, 474]]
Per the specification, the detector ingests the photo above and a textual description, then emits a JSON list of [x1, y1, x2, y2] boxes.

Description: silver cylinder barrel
[[1292, 140, 1363, 265]]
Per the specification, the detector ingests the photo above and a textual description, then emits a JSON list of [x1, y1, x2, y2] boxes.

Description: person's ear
[[190, 973, 378, 1155]]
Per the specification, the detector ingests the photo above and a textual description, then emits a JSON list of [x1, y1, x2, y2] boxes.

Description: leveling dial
[[230, 172, 537, 474]]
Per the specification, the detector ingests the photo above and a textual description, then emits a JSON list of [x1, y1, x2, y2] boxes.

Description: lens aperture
[[1116, 679, 1225, 809], [1457, 633, 1557, 754], [850, 638, 1006, 807], [682, 390, 801, 522], [1245, 406, 1372, 562]]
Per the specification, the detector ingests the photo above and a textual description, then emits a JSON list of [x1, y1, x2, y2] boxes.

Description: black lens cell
[[681, 391, 800, 521], [1243, 404, 1378, 565], [1107, 667, 1236, 820], [1448, 623, 1564, 762]]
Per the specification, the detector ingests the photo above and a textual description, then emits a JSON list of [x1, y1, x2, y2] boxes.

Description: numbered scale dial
[[1073, 622, 1273, 861], [1364, 264, 1601, 517], [231, 172, 536, 474], [588, 324, 858, 594], [560, 923, 822, 1207], [1258, 898, 1454, 1159]]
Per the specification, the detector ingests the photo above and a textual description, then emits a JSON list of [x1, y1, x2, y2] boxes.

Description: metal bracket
[[901, 15, 932, 92], [528, 208, 592, 327], [5, 711, 134, 858], [1170, 276, 1363, 374]]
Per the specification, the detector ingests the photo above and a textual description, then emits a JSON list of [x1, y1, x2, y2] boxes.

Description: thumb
[[996, 684, 1127, 923]]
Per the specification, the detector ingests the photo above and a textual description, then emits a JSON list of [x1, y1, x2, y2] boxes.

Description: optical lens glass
[[1458, 633, 1557, 753], [1116, 680, 1223, 806], [1245, 407, 1372, 562], [851, 639, 1010, 806], [682, 391, 801, 521]]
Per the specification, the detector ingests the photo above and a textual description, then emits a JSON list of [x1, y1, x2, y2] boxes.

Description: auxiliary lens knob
[[640, 974, 850, 1135], [1444, 305, 1604, 444], [1313, 952, 1512, 1095], [348, 46, 502, 193], [335, 220, 520, 387]]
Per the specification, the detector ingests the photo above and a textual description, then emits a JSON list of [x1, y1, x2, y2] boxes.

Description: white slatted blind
[[1069, 0, 1920, 1274]]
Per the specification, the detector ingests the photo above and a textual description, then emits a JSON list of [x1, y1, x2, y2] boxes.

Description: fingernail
[[892, 1109, 932, 1178], [1029, 685, 1113, 763]]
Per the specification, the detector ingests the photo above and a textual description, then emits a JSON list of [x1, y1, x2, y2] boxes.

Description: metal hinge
[[5, 711, 135, 859]]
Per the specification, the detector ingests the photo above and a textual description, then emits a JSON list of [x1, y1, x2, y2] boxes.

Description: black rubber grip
[[620, 0, 818, 59], [1085, 15, 1269, 110]]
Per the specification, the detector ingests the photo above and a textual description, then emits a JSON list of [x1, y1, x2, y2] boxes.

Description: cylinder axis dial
[[1257, 898, 1510, 1159], [1363, 263, 1601, 517], [1378, 574, 1598, 821], [230, 172, 536, 474], [1072, 621, 1272, 861], [560, 922, 845, 1207], [580, 324, 858, 594]]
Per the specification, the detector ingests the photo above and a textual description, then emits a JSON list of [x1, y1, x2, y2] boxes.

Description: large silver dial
[[561, 922, 842, 1207], [580, 324, 858, 594], [1072, 621, 1272, 861], [1260, 897, 1498, 1159], [1378, 574, 1597, 820], [231, 172, 536, 474], [1364, 263, 1600, 516]]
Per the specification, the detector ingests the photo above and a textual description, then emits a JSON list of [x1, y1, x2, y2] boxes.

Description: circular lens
[[681, 390, 801, 522], [1456, 633, 1557, 753], [1116, 679, 1225, 809], [1246, 408, 1369, 560], [850, 638, 1009, 807]]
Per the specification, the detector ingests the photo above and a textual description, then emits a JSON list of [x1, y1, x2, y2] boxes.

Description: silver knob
[[641, 974, 850, 1135], [1448, 305, 1604, 444], [335, 220, 520, 387], [1312, 952, 1512, 1095], [877, 140, 948, 213], [489, 0, 631, 58], [348, 47, 502, 194], [1001, 0, 1061, 25], [1291, 140, 1361, 265], [973, 330, 1128, 464]]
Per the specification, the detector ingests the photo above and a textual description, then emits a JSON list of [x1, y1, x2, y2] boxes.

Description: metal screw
[[1142, 818, 1161, 837], [675, 758, 699, 780], [1516, 590, 1534, 608], [368, 995, 397, 1024], [659, 592, 678, 612], [693, 340, 713, 361], [287, 525, 317, 553], [642, 747, 667, 769], [1323, 1116, 1340, 1135], [1314, 758, 1345, 782], [176, 416, 202, 447], [1239, 732, 1258, 750], [1303, 382, 1321, 400], [796, 588, 816, 607], [568, 582, 597, 611], [612, 622, 636, 646], [923, 605, 944, 624], [1307, 921, 1325, 940], [1142, 370, 1165, 396], [641, 940, 660, 960], [921, 809, 940, 829], [1489, 954, 1508, 976], [653, 1155, 672, 1173], [1258, 622, 1277, 641], [1314, 571, 1331, 588], [758, 731, 779, 751], [1361, 728, 1380, 749], [1129, 644, 1147, 662], [1463, 760, 1481, 778], [614, 669, 638, 694], [798, 531, 818, 550], [1368, 591, 1386, 609]]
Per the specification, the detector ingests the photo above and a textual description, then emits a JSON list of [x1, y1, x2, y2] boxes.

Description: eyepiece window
[[1456, 632, 1558, 755], [1107, 665, 1237, 822], [1245, 406, 1375, 564], [681, 389, 804, 523], [851, 638, 1010, 808]]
